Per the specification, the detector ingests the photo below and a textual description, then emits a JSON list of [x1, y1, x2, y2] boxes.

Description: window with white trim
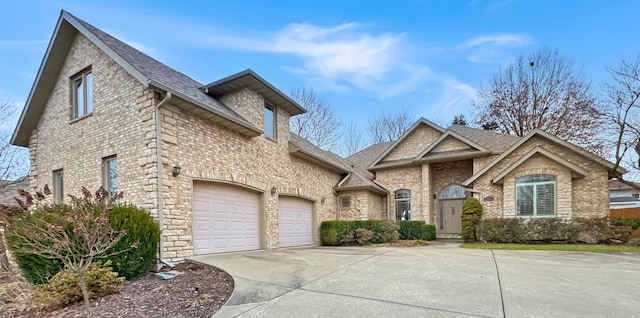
[[71, 68, 93, 119], [516, 175, 556, 217]]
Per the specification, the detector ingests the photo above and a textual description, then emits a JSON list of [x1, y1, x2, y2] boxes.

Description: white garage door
[[278, 196, 314, 247], [192, 182, 260, 254]]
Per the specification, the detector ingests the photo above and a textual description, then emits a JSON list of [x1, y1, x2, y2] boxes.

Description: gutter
[[155, 92, 175, 269]]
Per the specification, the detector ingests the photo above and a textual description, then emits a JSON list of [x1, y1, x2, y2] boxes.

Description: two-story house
[[12, 11, 626, 262]]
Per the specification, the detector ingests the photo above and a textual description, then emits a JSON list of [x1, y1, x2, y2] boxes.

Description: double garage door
[[193, 182, 313, 255]]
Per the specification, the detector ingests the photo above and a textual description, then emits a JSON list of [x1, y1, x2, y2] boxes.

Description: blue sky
[[1, 0, 639, 143]]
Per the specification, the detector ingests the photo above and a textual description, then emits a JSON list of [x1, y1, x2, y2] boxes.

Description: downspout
[[155, 92, 175, 269]]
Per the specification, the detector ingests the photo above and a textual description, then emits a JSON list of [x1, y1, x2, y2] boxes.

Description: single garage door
[[192, 182, 260, 254], [278, 196, 314, 247]]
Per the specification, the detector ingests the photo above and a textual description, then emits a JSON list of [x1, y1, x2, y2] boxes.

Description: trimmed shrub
[[321, 220, 398, 245], [105, 204, 160, 279], [398, 221, 436, 241], [461, 197, 483, 242], [355, 228, 374, 245], [574, 217, 612, 243], [33, 261, 124, 310], [611, 218, 640, 230], [374, 220, 400, 243], [481, 218, 597, 243], [629, 237, 640, 246]]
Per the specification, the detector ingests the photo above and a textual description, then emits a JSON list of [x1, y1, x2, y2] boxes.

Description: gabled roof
[[415, 130, 489, 159], [368, 118, 445, 168], [202, 69, 306, 116], [609, 179, 640, 191], [490, 146, 589, 184], [12, 10, 270, 146], [447, 124, 520, 154], [463, 129, 627, 186]]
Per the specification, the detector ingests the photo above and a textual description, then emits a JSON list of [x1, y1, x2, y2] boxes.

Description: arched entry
[[438, 185, 466, 234]]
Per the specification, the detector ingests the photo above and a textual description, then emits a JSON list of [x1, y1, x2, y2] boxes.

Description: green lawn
[[460, 243, 640, 253]]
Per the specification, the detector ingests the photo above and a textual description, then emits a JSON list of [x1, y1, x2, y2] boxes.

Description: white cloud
[[462, 34, 533, 49], [460, 34, 534, 64], [194, 22, 430, 97]]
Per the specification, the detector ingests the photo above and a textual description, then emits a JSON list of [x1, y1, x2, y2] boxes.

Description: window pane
[[517, 175, 554, 184], [86, 72, 93, 113], [439, 185, 465, 199], [54, 170, 63, 203], [536, 183, 555, 216], [517, 185, 534, 216], [108, 159, 118, 196], [75, 78, 84, 117], [264, 105, 274, 138], [395, 189, 411, 200]]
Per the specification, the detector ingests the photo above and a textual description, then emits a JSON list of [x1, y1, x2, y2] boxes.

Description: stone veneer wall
[[431, 136, 472, 153], [383, 124, 442, 161], [30, 33, 155, 213], [376, 166, 424, 221], [160, 88, 342, 261], [471, 136, 610, 219], [337, 190, 366, 220]]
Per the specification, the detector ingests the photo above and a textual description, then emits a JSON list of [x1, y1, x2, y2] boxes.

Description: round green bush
[[105, 204, 160, 279]]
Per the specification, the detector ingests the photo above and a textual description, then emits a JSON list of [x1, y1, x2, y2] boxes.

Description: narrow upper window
[[516, 175, 556, 217], [72, 68, 93, 119], [103, 156, 118, 197], [341, 196, 351, 208], [53, 169, 64, 203], [264, 104, 275, 139]]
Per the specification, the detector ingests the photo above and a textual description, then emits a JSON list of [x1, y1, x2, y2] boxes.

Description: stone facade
[[30, 34, 154, 212], [470, 136, 610, 219], [28, 33, 343, 262], [336, 190, 387, 220], [383, 124, 442, 161]]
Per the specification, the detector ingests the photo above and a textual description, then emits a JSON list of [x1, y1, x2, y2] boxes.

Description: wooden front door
[[439, 199, 464, 234]]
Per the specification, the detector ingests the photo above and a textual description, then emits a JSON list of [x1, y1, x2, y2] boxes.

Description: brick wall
[[383, 124, 442, 161]]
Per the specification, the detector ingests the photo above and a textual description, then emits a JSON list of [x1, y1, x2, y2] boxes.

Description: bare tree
[[337, 119, 366, 157], [473, 48, 603, 153], [367, 108, 413, 143], [289, 86, 341, 150], [0, 100, 28, 186], [603, 55, 640, 178], [7, 187, 126, 316]]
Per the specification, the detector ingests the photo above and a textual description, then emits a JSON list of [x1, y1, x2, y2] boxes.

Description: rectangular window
[[516, 175, 556, 217], [53, 169, 64, 203], [72, 68, 93, 119], [341, 196, 350, 208], [264, 104, 275, 139], [103, 156, 118, 197]]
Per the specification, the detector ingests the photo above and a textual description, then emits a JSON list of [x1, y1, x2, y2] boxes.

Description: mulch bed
[[3, 261, 234, 318]]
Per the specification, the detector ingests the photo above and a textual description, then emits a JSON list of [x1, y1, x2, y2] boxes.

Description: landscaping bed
[[1, 261, 234, 318]]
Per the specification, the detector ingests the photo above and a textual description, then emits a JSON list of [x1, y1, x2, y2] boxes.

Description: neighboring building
[[12, 11, 626, 262], [609, 179, 640, 209]]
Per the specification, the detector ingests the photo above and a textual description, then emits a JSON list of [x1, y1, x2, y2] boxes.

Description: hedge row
[[398, 221, 436, 241], [321, 220, 435, 246], [611, 218, 640, 230], [480, 217, 612, 243]]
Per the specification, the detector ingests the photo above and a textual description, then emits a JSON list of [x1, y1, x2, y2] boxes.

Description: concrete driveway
[[192, 242, 640, 318]]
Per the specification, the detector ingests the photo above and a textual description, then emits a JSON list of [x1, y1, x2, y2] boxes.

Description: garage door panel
[[193, 182, 261, 255], [279, 197, 313, 247]]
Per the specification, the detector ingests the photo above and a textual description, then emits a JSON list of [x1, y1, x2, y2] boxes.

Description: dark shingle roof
[[70, 13, 251, 125], [289, 133, 351, 172], [447, 124, 521, 153]]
